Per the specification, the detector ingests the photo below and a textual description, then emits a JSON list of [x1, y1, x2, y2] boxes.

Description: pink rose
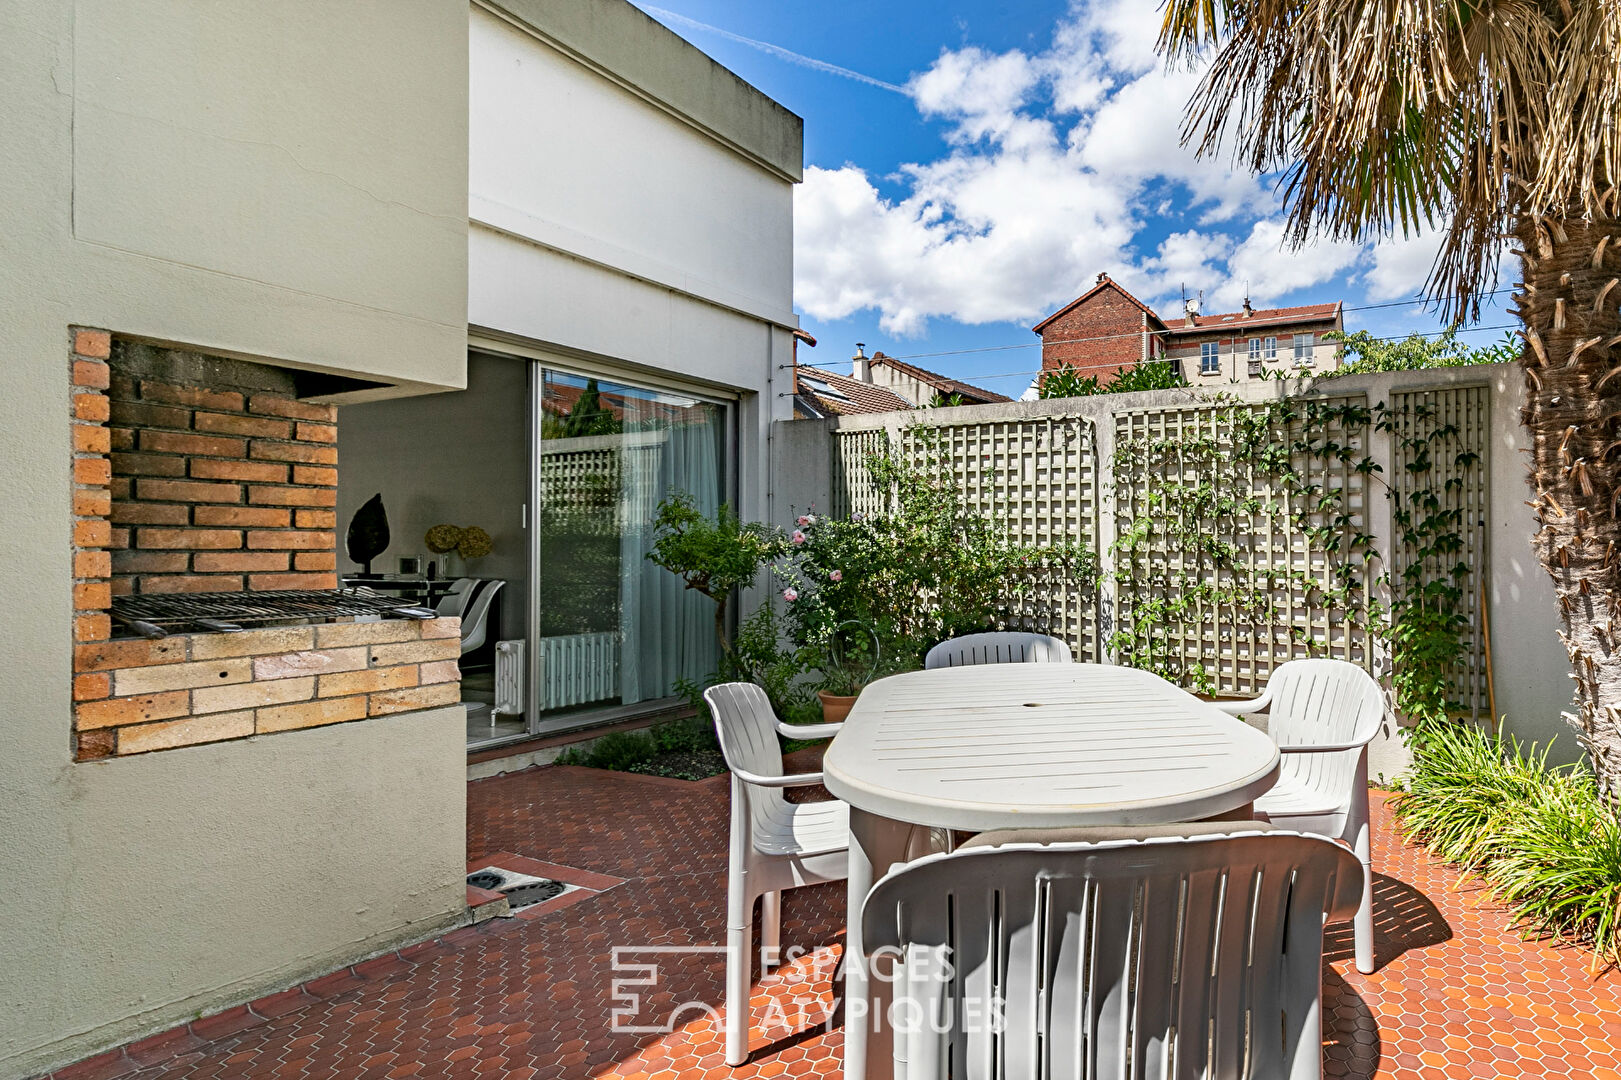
[[782, 588, 799, 602], [829, 570, 843, 582], [791, 530, 806, 545], [797, 515, 811, 527]]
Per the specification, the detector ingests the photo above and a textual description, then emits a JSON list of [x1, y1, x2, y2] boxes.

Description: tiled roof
[[1032, 276, 1168, 334], [793, 366, 914, 416], [869, 353, 1011, 403], [540, 381, 701, 426], [1161, 301, 1342, 336]]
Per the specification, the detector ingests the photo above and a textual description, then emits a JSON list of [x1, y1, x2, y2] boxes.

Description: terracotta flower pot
[[817, 689, 859, 723]]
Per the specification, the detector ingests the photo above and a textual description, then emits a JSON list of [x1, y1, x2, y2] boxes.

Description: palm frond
[[1160, 0, 1618, 322]]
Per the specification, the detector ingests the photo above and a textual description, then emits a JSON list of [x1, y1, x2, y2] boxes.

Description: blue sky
[[636, 1, 1512, 397]]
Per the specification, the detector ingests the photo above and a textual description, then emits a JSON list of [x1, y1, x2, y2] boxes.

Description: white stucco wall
[[0, 4, 470, 1076], [1175, 329, 1343, 383], [466, 2, 802, 526]]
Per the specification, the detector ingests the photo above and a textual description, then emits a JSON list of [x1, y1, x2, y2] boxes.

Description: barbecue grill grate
[[111, 589, 436, 631]]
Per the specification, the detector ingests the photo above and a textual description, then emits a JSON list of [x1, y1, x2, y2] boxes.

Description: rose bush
[[776, 447, 1093, 681]]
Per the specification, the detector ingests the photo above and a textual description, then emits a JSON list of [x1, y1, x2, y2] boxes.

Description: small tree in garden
[[645, 494, 787, 655], [1040, 357, 1183, 399]]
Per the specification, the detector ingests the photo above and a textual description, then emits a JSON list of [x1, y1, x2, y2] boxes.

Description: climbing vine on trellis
[[1110, 397, 1378, 695], [1377, 398, 1479, 726], [1110, 392, 1479, 722]]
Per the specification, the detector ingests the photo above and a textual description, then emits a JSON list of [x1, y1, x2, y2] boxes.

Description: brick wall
[[68, 328, 462, 761], [1038, 287, 1154, 382], [73, 619, 462, 760], [102, 347, 339, 595]]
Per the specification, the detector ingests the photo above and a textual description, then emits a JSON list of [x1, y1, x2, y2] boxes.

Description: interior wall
[[338, 354, 531, 642]]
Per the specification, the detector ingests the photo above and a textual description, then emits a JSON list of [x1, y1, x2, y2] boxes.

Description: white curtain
[[617, 413, 721, 703]]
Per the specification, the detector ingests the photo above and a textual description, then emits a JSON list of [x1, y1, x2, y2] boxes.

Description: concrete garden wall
[[774, 362, 1574, 779]]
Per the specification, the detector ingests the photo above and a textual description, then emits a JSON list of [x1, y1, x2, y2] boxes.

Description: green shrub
[[1392, 720, 1621, 968], [555, 729, 658, 771], [649, 715, 715, 754], [1491, 776, 1621, 970], [1393, 721, 1563, 866]]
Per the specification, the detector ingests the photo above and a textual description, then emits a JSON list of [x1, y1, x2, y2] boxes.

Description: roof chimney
[[852, 342, 871, 383], [1096, 271, 1110, 285], [1242, 285, 1253, 318]]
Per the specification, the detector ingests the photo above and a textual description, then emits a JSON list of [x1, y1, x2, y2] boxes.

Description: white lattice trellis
[[1111, 396, 1376, 697], [832, 416, 1101, 661], [1386, 384, 1492, 718]]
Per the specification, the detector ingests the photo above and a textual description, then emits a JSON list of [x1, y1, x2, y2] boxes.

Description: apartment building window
[[1264, 336, 1277, 360], [1293, 333, 1314, 365], [1200, 341, 1220, 375], [1248, 338, 1263, 376]]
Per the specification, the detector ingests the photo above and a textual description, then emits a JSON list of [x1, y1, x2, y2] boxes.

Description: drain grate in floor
[[466, 866, 575, 911]]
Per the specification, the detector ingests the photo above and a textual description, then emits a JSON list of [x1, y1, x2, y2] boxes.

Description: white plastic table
[[823, 663, 1281, 1078]]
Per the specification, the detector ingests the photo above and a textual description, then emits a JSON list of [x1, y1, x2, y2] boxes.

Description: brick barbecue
[[68, 328, 461, 761]]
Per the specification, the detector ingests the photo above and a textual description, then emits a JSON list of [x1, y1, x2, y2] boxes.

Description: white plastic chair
[[923, 631, 1073, 669], [861, 828, 1363, 1080], [704, 683, 848, 1066], [457, 580, 502, 657], [1214, 658, 1384, 974], [434, 577, 479, 618]]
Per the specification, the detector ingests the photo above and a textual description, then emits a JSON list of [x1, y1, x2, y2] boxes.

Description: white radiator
[[537, 632, 620, 711], [493, 640, 526, 718]]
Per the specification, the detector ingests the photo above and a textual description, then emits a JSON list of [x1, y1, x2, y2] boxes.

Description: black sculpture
[[346, 493, 390, 576]]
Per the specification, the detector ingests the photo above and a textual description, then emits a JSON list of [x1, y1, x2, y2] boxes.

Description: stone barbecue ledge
[[73, 618, 463, 760]]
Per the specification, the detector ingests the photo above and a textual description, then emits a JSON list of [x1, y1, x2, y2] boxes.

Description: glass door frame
[[463, 342, 739, 750]]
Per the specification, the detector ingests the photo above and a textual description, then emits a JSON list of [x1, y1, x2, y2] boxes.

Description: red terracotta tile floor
[[45, 767, 1621, 1080]]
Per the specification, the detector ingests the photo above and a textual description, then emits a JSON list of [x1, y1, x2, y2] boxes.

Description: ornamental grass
[[1392, 722, 1621, 971]]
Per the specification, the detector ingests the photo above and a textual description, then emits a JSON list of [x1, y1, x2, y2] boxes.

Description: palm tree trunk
[[1515, 206, 1621, 792]]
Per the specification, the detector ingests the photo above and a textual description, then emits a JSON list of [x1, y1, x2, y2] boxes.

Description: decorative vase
[[817, 690, 859, 723]]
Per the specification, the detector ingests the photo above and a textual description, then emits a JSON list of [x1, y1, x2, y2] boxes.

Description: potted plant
[[815, 620, 880, 723]]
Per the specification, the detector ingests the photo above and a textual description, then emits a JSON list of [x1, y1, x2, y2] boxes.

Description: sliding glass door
[[531, 368, 727, 730]]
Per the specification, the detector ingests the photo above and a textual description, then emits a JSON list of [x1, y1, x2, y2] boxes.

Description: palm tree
[[1156, 2, 1621, 788]]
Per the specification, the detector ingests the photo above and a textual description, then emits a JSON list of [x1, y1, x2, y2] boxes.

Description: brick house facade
[[1033, 273, 1344, 388], [1032, 273, 1170, 383]]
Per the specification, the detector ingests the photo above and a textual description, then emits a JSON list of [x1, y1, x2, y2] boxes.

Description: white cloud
[[908, 47, 1041, 145], [794, 0, 1380, 333], [1208, 220, 1365, 310], [1364, 232, 1442, 301]]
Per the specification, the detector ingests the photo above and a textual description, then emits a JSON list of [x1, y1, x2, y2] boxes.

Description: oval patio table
[[822, 663, 1281, 1079]]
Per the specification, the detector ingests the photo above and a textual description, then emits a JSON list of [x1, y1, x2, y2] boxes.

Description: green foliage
[[927, 391, 968, 408], [1108, 390, 1476, 720], [1373, 399, 1475, 724], [648, 715, 715, 754], [555, 730, 654, 772], [646, 494, 789, 652], [1109, 397, 1380, 693], [1394, 721, 1563, 865], [553, 716, 727, 781], [1393, 722, 1621, 969], [1321, 328, 1521, 378], [556, 378, 623, 437], [780, 437, 1095, 677], [1040, 358, 1183, 399]]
